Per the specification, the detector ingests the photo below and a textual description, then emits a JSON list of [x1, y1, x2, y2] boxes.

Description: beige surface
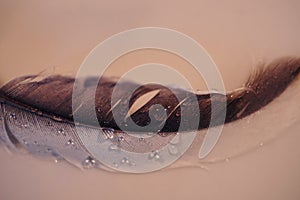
[[0, 0, 300, 200]]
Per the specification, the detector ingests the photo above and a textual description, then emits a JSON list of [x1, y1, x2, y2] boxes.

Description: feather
[[1, 57, 299, 133], [0, 57, 299, 167]]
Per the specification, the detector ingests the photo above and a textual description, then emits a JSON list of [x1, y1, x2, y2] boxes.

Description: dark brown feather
[[0, 57, 299, 133]]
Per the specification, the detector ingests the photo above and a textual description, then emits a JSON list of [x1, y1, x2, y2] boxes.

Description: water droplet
[[113, 162, 119, 168], [97, 108, 101, 113], [22, 124, 29, 128], [102, 128, 115, 139], [168, 145, 179, 155], [259, 142, 264, 147], [66, 139, 74, 146], [37, 111, 43, 116], [54, 156, 63, 163], [9, 113, 17, 120], [138, 137, 145, 142], [121, 157, 130, 164], [120, 157, 135, 166], [22, 139, 28, 145], [225, 158, 230, 162], [148, 150, 160, 160], [51, 151, 63, 164], [57, 128, 66, 136], [82, 156, 96, 168], [167, 105, 171, 109], [33, 141, 38, 145]]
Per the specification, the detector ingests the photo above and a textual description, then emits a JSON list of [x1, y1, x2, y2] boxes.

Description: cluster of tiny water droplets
[[120, 157, 135, 166], [148, 150, 161, 160], [66, 139, 75, 146], [5, 109, 188, 172], [57, 128, 66, 136], [8, 112, 34, 130], [97, 124, 185, 171], [9, 113, 17, 120], [71, 105, 188, 172]]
